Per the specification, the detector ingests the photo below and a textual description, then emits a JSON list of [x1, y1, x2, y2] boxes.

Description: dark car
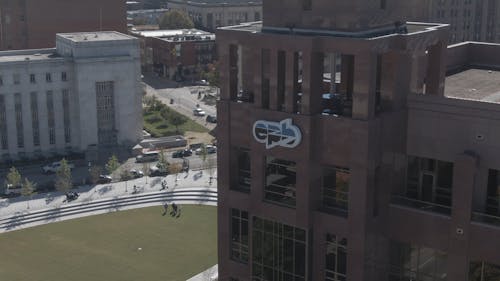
[[206, 115, 217, 123], [172, 149, 192, 158], [65, 192, 79, 202], [97, 175, 112, 184]]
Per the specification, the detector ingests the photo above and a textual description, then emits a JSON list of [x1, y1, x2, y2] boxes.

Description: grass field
[[143, 106, 208, 137], [0, 205, 217, 281]]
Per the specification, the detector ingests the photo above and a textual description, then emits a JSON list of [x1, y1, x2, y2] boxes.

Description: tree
[[157, 149, 169, 173], [55, 159, 72, 193], [5, 167, 21, 190], [142, 163, 150, 184], [202, 62, 220, 88], [21, 178, 36, 209], [89, 165, 102, 185], [105, 155, 120, 176], [207, 157, 217, 186], [168, 163, 183, 186], [199, 144, 208, 170], [159, 10, 194, 30], [169, 114, 187, 133]]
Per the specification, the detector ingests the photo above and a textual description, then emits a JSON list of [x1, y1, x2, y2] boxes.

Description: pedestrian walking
[[176, 205, 181, 218], [162, 202, 169, 216], [171, 203, 178, 217]]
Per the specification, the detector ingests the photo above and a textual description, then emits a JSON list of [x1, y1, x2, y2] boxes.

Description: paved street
[[142, 74, 218, 131], [0, 167, 217, 218]]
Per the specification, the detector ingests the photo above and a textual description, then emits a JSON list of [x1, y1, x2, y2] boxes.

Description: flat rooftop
[[167, 0, 261, 5], [0, 50, 60, 63], [133, 29, 215, 42], [220, 21, 446, 39], [57, 31, 136, 43], [445, 68, 500, 103]]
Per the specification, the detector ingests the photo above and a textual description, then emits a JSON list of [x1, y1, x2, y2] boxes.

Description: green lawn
[[0, 205, 217, 281], [144, 106, 208, 137]]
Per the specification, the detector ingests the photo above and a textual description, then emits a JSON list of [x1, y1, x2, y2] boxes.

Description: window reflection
[[252, 217, 306, 281], [265, 157, 297, 207]]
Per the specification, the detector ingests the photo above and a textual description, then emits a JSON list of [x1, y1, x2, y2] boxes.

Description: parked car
[[65, 192, 79, 202], [172, 149, 192, 158], [42, 161, 75, 174], [136, 151, 159, 163], [130, 169, 144, 178], [150, 165, 168, 177], [3, 184, 22, 197], [193, 108, 206, 116], [97, 175, 112, 184], [206, 115, 217, 123], [195, 145, 217, 155]]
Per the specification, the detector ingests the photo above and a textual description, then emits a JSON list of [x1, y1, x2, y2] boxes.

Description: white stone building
[[166, 0, 262, 32], [0, 31, 143, 161]]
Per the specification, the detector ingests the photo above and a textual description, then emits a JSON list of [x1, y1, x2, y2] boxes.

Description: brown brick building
[[133, 29, 216, 80], [0, 0, 126, 50], [217, 0, 500, 280]]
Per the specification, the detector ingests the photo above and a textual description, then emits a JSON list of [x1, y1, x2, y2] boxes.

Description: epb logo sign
[[253, 119, 302, 149]]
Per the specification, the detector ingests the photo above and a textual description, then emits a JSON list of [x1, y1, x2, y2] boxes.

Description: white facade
[[167, 1, 262, 31], [0, 31, 142, 161]]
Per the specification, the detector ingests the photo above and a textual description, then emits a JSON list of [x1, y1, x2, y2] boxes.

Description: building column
[[426, 41, 447, 96], [347, 122, 375, 281], [269, 48, 278, 110], [352, 53, 377, 120], [447, 152, 478, 281], [252, 46, 262, 108], [284, 51, 296, 114], [301, 50, 323, 115]]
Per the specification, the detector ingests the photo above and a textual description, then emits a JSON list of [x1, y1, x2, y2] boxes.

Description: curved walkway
[[0, 187, 217, 233], [0, 169, 218, 233]]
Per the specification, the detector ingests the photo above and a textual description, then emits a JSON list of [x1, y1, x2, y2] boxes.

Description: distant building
[[0, 0, 127, 50], [127, 9, 169, 25], [409, 0, 500, 44], [166, 0, 262, 32], [0, 32, 142, 161], [133, 29, 216, 81]]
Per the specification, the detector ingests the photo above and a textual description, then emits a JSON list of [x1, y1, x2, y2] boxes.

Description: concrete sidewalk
[[187, 264, 218, 281], [0, 168, 217, 219]]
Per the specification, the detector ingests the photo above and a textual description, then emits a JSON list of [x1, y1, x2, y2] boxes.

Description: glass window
[[230, 208, 249, 264], [252, 216, 306, 281], [325, 233, 347, 281], [0, 95, 7, 150], [322, 166, 350, 216], [389, 240, 447, 281], [30, 92, 40, 146], [469, 261, 500, 281], [0, 75, 3, 86], [30, 74, 36, 83], [46, 91, 55, 145], [265, 157, 297, 207], [486, 169, 500, 216], [62, 90, 71, 144], [237, 148, 252, 191], [13, 74, 20, 84], [46, 73, 52, 82], [61, 72, 67, 81], [14, 93, 23, 148], [393, 156, 453, 215]]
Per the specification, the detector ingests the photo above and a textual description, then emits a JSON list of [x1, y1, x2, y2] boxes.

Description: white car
[[193, 108, 206, 116], [195, 145, 217, 155], [42, 161, 75, 174]]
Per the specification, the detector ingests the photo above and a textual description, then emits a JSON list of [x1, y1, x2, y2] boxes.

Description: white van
[[4, 184, 22, 196], [136, 151, 160, 163]]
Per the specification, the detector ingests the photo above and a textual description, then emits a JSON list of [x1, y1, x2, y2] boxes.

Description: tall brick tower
[[216, 0, 450, 280]]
